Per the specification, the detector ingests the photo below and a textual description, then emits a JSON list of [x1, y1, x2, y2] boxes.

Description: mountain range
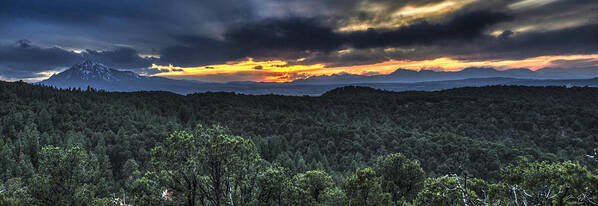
[[39, 60, 202, 93], [39, 60, 598, 95], [291, 67, 598, 84]]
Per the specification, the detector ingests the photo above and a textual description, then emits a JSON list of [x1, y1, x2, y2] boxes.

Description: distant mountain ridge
[[40, 60, 202, 93], [39, 60, 598, 95], [291, 67, 598, 84], [46, 60, 140, 82]]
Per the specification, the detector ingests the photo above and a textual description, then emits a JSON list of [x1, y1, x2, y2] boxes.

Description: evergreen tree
[[374, 153, 425, 202], [344, 168, 391, 206], [286, 170, 334, 205], [150, 124, 263, 206], [29, 146, 100, 206]]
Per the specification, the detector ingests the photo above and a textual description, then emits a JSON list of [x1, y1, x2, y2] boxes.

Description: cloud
[[344, 11, 512, 48], [471, 0, 598, 34], [470, 23, 598, 60], [549, 58, 598, 68], [336, 0, 477, 32], [4, 19, 596, 80], [0, 0, 261, 52], [158, 36, 239, 67], [159, 10, 511, 67], [141, 66, 185, 75], [163, 70, 293, 82], [226, 18, 343, 54], [153, 18, 342, 67], [84, 47, 155, 69], [0, 40, 155, 79], [509, 0, 560, 10], [308, 22, 598, 67], [2, 0, 598, 81], [0, 40, 81, 78]]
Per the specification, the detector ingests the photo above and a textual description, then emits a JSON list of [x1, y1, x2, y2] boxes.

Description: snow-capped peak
[[69, 60, 116, 80], [41, 60, 147, 84]]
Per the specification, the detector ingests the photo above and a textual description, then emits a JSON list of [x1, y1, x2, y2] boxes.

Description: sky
[[1, 0, 597, 82]]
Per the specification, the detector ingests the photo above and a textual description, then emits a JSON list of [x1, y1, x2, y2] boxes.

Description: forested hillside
[[0, 80, 597, 205]]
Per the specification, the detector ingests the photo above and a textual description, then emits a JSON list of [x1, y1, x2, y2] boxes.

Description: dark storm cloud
[[157, 18, 345, 67], [0, 40, 81, 78], [158, 36, 239, 67], [487, 23, 598, 59], [450, 23, 598, 61], [287, 20, 598, 67], [0, 0, 158, 25], [0, 0, 259, 52], [1, 0, 598, 80], [160, 11, 512, 67], [226, 18, 343, 54], [157, 18, 339, 67], [344, 11, 512, 48], [0, 40, 156, 79], [256, 0, 451, 22], [322, 22, 598, 66], [461, 0, 598, 37], [84, 48, 155, 69], [0, 0, 256, 26]]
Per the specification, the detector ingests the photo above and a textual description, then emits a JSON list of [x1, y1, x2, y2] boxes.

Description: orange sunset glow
[[152, 54, 598, 82]]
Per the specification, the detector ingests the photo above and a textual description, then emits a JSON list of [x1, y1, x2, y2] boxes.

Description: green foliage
[[129, 174, 163, 206], [414, 159, 598, 206], [256, 164, 290, 205], [0, 178, 34, 206], [192, 125, 263, 206], [344, 167, 392, 206], [500, 157, 598, 205], [286, 170, 335, 205], [150, 129, 205, 206], [89, 198, 117, 206], [150, 124, 262, 206], [414, 175, 484, 206], [374, 153, 425, 202], [1, 81, 598, 205], [28, 146, 101, 206]]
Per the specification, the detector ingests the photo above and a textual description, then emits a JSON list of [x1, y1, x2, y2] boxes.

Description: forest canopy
[[0, 81, 597, 205]]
